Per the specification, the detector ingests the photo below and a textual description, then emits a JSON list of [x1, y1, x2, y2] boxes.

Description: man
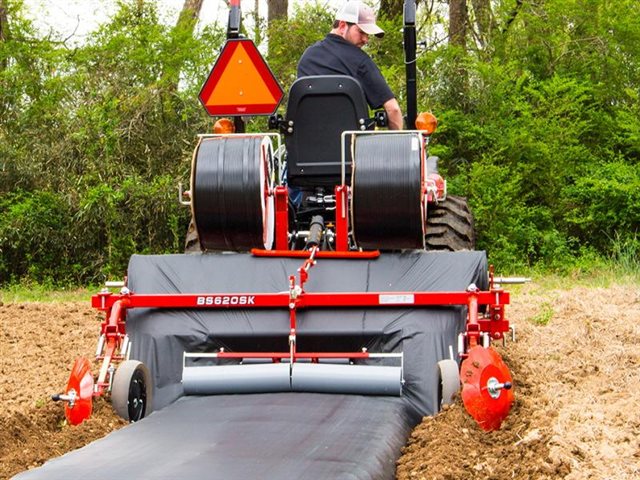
[[297, 0, 404, 130]]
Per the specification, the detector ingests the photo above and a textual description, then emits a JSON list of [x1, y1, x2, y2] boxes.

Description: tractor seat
[[284, 75, 370, 188]]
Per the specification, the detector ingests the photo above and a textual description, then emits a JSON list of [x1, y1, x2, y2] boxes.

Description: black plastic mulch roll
[[351, 134, 425, 250], [192, 136, 273, 251]]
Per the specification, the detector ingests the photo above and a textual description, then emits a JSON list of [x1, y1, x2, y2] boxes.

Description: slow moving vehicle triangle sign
[[199, 39, 284, 116]]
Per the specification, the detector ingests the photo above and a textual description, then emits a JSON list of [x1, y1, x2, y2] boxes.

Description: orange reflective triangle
[[199, 39, 283, 116], [204, 43, 276, 106]]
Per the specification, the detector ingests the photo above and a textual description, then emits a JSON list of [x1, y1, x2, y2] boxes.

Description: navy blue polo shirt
[[297, 34, 395, 110]]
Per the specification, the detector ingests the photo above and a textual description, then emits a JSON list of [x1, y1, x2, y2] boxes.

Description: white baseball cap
[[335, 1, 385, 38]]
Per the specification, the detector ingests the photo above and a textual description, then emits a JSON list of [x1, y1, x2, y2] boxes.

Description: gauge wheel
[[437, 359, 460, 410], [112, 360, 153, 422]]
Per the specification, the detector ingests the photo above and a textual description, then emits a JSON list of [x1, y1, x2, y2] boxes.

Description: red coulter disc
[[64, 357, 95, 426], [461, 346, 514, 431]]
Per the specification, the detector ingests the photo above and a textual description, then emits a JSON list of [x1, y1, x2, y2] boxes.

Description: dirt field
[[1, 282, 639, 479]]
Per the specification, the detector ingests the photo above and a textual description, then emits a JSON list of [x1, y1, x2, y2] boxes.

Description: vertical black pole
[[227, 0, 241, 39], [227, 0, 245, 133], [403, 0, 417, 130], [233, 116, 245, 134]]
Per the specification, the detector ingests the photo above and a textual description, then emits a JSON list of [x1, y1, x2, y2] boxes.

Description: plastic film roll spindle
[[182, 363, 291, 395], [291, 363, 402, 396], [191, 136, 275, 251], [351, 134, 425, 250]]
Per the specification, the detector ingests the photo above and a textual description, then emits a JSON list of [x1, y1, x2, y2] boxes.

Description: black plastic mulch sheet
[[15, 250, 488, 480], [15, 394, 412, 480], [123, 250, 487, 419]]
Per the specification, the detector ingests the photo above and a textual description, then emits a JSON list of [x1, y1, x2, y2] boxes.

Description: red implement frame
[[59, 247, 513, 429], [89, 247, 510, 396]]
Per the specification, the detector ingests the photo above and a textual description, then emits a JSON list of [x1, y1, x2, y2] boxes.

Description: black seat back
[[284, 76, 369, 188]]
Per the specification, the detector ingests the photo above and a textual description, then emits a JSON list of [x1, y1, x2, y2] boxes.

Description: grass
[[0, 281, 99, 303], [488, 232, 640, 290], [530, 302, 554, 326], [519, 268, 638, 291], [610, 232, 640, 276], [505, 240, 640, 291]]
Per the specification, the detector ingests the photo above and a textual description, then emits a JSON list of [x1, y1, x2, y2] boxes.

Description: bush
[[562, 160, 640, 253], [0, 191, 76, 283], [71, 175, 190, 282]]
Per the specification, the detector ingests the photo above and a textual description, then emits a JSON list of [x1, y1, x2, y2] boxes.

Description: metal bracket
[[178, 182, 191, 206]]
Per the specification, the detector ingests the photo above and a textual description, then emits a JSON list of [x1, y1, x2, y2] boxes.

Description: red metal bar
[[250, 249, 380, 259], [274, 185, 289, 250], [485, 266, 508, 340], [95, 298, 129, 392], [335, 185, 349, 251], [289, 272, 299, 362], [215, 351, 372, 359], [92, 290, 509, 310], [466, 290, 480, 348], [478, 319, 510, 338]]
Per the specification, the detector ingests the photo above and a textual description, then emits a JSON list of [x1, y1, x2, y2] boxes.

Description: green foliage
[[1, 0, 639, 285], [563, 161, 640, 252], [0, 190, 75, 283], [422, 0, 640, 270], [0, 0, 222, 285], [610, 233, 640, 277], [531, 302, 554, 326], [0, 179, 188, 284], [72, 174, 188, 280], [267, 2, 334, 93], [458, 160, 570, 270]]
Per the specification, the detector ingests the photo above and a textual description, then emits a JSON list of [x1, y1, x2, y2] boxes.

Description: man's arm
[[383, 98, 403, 130]]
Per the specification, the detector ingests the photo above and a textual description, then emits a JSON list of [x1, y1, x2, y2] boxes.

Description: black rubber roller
[[351, 133, 425, 250], [191, 136, 275, 251]]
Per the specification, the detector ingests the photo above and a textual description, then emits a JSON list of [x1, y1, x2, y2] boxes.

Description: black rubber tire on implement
[[425, 195, 475, 251], [112, 360, 153, 422], [437, 359, 460, 410]]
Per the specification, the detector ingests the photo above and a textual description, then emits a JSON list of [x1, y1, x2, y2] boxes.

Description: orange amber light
[[416, 112, 438, 135], [213, 118, 235, 134]]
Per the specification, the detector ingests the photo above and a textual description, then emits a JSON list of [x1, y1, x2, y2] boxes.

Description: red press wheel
[[461, 346, 514, 431], [63, 357, 94, 426]]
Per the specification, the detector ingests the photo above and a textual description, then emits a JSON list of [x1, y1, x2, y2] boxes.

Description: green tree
[[0, 0, 226, 284]]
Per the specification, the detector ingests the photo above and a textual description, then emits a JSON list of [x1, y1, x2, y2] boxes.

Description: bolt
[[485, 377, 512, 399]]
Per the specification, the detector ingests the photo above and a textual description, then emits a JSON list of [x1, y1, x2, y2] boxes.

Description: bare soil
[[1, 283, 639, 479]]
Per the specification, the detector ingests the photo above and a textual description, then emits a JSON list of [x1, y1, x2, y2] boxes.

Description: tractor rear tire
[[437, 359, 460, 410], [425, 195, 475, 251], [112, 360, 153, 422]]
